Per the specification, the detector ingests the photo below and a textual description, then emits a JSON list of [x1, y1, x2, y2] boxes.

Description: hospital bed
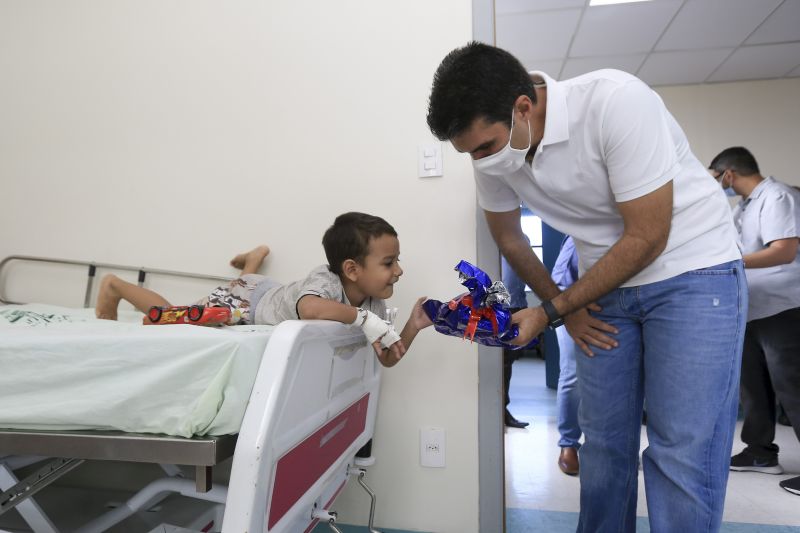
[[0, 255, 384, 533]]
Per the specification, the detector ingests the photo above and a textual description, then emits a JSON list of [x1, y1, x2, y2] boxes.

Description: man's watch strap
[[541, 300, 564, 330]]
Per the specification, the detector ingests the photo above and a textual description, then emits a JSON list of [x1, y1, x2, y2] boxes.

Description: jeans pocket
[[685, 260, 740, 276]]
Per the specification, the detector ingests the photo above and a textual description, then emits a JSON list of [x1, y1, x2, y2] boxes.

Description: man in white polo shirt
[[710, 146, 800, 497], [427, 42, 745, 532]]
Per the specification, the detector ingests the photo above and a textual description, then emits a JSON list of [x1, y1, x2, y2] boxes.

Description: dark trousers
[[503, 348, 520, 409], [740, 306, 800, 459], [503, 307, 525, 411]]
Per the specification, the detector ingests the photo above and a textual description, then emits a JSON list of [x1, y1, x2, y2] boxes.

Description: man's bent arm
[[551, 181, 673, 317], [484, 208, 561, 300], [486, 206, 619, 353]]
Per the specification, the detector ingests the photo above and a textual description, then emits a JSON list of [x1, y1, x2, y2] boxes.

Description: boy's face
[[355, 234, 403, 300]]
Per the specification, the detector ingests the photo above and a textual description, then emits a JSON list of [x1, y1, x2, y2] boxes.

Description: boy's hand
[[408, 296, 433, 331], [374, 339, 406, 367]]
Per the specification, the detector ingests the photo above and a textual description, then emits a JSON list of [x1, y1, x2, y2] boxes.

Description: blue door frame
[[541, 223, 565, 390]]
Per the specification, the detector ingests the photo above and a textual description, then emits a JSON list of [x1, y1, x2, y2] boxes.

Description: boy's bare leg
[[96, 274, 171, 320], [229, 245, 270, 275]]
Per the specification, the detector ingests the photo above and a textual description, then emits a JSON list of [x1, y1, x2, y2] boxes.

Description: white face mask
[[472, 109, 532, 176]]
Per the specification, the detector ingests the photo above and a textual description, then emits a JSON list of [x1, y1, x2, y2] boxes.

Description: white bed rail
[[222, 319, 382, 533]]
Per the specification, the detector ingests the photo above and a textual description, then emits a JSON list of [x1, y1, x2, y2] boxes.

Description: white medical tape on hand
[[379, 327, 401, 350], [350, 307, 368, 326], [360, 310, 390, 344]]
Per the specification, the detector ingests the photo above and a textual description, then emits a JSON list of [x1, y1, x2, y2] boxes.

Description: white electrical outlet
[[420, 427, 446, 468]]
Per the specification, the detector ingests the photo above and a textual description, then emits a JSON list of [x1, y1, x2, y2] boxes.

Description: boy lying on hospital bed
[[94, 212, 432, 367]]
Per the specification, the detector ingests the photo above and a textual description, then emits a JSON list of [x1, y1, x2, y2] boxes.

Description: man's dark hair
[[323, 212, 397, 275], [427, 42, 536, 141], [709, 146, 760, 176]]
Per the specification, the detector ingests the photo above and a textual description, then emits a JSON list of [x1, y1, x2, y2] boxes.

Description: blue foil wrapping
[[423, 260, 539, 350]]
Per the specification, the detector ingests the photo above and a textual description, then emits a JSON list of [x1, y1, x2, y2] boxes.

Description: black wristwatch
[[541, 300, 564, 330]]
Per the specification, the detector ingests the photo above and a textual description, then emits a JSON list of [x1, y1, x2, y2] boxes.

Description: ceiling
[[495, 0, 800, 86]]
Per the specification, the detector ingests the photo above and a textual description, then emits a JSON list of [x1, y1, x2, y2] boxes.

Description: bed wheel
[[148, 307, 162, 323], [188, 305, 204, 322]]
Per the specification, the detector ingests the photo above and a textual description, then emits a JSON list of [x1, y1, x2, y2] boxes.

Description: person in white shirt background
[[427, 42, 745, 533], [550, 236, 582, 477], [710, 146, 800, 497]]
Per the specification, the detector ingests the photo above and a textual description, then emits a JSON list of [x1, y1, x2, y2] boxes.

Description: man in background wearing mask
[[427, 42, 745, 533], [710, 146, 800, 497]]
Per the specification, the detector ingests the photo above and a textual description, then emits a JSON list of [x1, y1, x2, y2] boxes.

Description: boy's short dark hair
[[709, 146, 760, 176], [323, 212, 397, 275], [427, 41, 536, 141]]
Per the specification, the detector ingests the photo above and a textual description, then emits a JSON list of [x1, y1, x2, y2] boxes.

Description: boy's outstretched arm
[[398, 296, 433, 352], [297, 295, 406, 366], [296, 294, 359, 323]]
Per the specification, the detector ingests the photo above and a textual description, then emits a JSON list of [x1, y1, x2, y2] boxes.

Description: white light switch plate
[[418, 142, 443, 178]]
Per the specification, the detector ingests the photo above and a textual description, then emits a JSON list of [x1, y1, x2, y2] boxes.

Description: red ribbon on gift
[[448, 294, 499, 342]]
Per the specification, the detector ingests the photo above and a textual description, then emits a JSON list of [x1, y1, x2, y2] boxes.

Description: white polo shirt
[[476, 69, 741, 286], [732, 177, 800, 321]]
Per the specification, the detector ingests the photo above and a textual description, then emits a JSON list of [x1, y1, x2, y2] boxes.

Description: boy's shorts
[[195, 274, 277, 325]]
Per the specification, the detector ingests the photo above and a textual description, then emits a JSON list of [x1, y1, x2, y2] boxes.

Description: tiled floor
[[505, 357, 800, 531]]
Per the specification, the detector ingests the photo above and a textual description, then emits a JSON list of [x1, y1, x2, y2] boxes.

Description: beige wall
[[0, 2, 479, 531], [655, 77, 800, 186]]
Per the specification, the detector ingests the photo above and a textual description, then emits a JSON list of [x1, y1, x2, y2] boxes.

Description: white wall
[[655, 77, 800, 187], [0, 2, 479, 531]]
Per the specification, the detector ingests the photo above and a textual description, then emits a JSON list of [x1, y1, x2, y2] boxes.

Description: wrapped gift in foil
[[422, 260, 538, 350]]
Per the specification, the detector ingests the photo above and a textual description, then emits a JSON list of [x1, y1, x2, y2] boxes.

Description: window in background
[[518, 206, 544, 296], [520, 206, 543, 262]]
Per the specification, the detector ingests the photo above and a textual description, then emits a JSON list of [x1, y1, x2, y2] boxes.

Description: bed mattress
[[0, 304, 273, 437]]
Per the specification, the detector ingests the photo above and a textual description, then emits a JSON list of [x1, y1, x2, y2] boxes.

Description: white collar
[[528, 70, 569, 148]]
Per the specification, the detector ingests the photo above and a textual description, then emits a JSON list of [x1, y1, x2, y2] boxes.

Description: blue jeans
[[576, 260, 747, 533], [556, 325, 582, 448]]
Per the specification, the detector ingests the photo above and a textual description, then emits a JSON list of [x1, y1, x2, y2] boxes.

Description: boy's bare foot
[[230, 245, 270, 271], [95, 274, 122, 320]]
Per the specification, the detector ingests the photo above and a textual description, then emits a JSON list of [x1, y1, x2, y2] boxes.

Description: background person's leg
[[778, 403, 791, 427], [758, 308, 800, 446], [738, 322, 780, 462], [762, 309, 800, 495], [556, 326, 581, 448], [576, 288, 643, 533], [641, 261, 746, 533], [556, 325, 581, 475], [504, 306, 528, 428], [503, 348, 528, 428]]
